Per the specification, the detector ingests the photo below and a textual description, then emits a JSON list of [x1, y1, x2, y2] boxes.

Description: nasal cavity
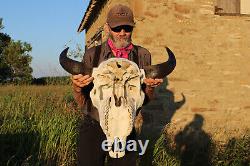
[[114, 95, 122, 107], [116, 62, 121, 68]]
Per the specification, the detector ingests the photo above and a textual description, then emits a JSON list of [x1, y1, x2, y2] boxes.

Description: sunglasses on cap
[[111, 25, 133, 33]]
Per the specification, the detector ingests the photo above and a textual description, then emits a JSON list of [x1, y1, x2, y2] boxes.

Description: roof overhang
[[77, 0, 107, 33]]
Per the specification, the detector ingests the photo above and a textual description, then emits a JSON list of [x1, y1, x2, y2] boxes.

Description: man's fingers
[[143, 78, 153, 84], [86, 77, 94, 83], [76, 77, 94, 88], [72, 74, 91, 82], [153, 79, 163, 85], [77, 75, 90, 81], [72, 74, 84, 80], [155, 79, 163, 83], [144, 78, 163, 87], [79, 76, 93, 84], [71, 74, 93, 88]]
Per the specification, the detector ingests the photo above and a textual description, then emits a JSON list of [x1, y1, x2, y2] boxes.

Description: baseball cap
[[106, 4, 135, 28]]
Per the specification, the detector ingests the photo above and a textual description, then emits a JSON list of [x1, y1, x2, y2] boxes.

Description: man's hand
[[71, 74, 94, 92], [143, 78, 163, 88]]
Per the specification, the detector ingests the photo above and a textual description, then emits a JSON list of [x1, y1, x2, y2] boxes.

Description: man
[[72, 4, 163, 166]]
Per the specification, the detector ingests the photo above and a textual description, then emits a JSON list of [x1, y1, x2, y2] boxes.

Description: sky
[[0, 0, 90, 77]]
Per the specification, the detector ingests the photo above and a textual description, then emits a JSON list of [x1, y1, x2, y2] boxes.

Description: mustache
[[109, 34, 132, 48], [116, 36, 130, 40]]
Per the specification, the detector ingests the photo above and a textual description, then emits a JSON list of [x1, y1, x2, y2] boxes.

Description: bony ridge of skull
[[90, 58, 145, 158]]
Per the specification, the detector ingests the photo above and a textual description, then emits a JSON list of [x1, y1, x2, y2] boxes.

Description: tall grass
[[1, 85, 249, 165], [0, 85, 79, 165], [152, 134, 180, 166], [152, 127, 250, 166], [213, 133, 250, 166]]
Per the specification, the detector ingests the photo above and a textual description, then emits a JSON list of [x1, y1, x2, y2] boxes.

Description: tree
[[0, 18, 3, 30], [0, 19, 12, 82], [66, 43, 84, 59], [0, 19, 11, 54], [0, 18, 33, 84]]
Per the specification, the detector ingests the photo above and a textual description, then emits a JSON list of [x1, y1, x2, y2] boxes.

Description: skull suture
[[90, 58, 145, 158]]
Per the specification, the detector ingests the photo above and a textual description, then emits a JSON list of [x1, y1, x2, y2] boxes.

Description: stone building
[[77, 0, 250, 141]]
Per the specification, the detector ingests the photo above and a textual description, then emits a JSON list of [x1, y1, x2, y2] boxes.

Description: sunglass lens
[[111, 27, 122, 32], [111, 26, 133, 32], [124, 26, 133, 32]]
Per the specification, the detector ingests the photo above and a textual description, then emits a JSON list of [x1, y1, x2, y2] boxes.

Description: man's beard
[[109, 33, 132, 49]]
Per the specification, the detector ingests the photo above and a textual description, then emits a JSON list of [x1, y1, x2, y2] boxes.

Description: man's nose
[[119, 29, 126, 36]]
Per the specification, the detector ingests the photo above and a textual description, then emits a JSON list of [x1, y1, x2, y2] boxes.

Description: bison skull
[[59, 47, 176, 158], [90, 58, 145, 158]]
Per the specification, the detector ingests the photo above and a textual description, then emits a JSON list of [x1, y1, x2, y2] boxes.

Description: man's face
[[108, 25, 133, 48]]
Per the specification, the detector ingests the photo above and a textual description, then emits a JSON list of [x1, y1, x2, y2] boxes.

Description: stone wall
[[84, 0, 250, 141]]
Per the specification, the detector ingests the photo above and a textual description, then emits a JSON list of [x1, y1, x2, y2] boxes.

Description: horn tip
[[165, 47, 171, 52]]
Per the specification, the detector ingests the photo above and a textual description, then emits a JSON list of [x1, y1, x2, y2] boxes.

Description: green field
[[0, 85, 249, 166]]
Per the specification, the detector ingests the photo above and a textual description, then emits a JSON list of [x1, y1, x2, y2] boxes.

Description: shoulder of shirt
[[84, 45, 98, 55], [134, 45, 151, 56], [84, 43, 105, 58]]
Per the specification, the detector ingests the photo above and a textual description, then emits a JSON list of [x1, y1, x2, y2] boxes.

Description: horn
[[144, 47, 176, 78], [59, 47, 92, 75]]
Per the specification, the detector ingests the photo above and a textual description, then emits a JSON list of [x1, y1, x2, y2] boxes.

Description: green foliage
[[32, 76, 71, 85], [0, 33, 12, 82], [1, 40, 33, 84], [0, 18, 33, 84], [0, 18, 4, 30], [0, 32, 11, 54]]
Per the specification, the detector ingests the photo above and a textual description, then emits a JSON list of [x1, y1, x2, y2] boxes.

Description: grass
[[213, 133, 250, 166], [152, 126, 250, 166], [0, 85, 249, 165], [152, 134, 181, 166], [0, 85, 79, 165]]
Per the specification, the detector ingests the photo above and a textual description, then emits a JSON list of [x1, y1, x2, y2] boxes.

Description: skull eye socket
[[128, 85, 136, 90], [102, 85, 111, 89], [97, 75, 112, 84]]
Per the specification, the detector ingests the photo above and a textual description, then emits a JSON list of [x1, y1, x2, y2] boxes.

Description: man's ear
[[103, 23, 110, 41], [103, 23, 110, 33]]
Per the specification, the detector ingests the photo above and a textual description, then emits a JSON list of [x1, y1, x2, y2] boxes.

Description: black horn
[[144, 47, 176, 78], [59, 47, 92, 75]]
